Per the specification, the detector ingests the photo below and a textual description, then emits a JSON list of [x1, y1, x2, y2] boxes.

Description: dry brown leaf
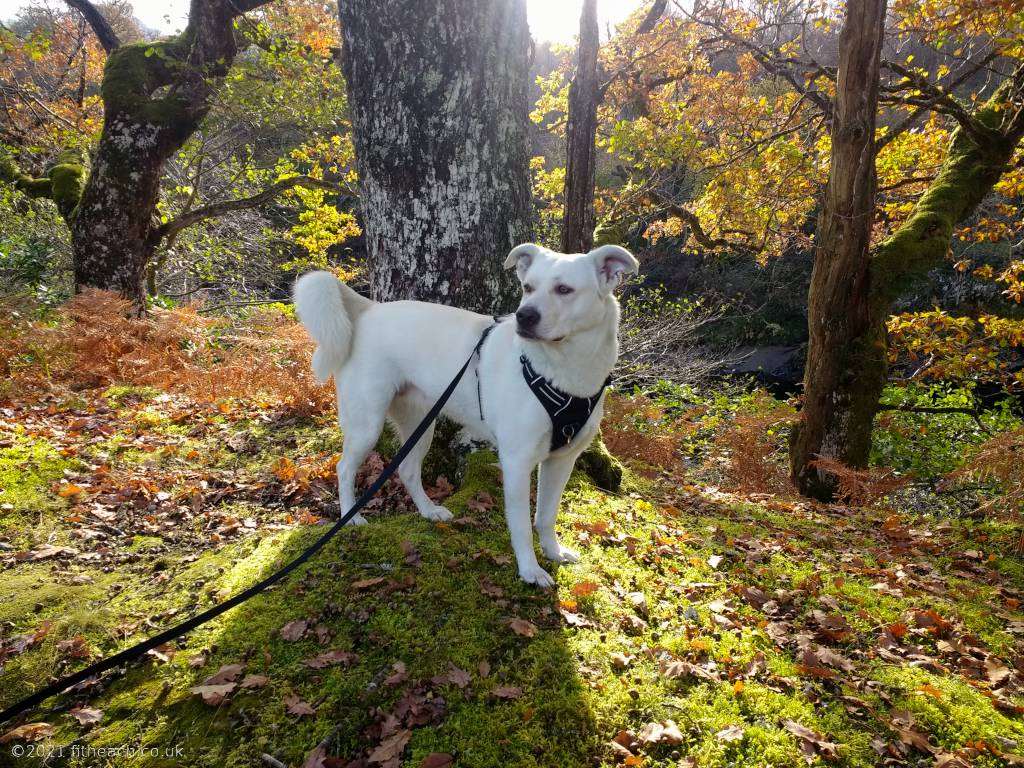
[[303, 649, 358, 669], [490, 685, 523, 700], [279, 620, 309, 642], [190, 683, 236, 705], [419, 753, 454, 768], [0, 722, 54, 743], [202, 663, 244, 686], [285, 694, 316, 717], [368, 728, 411, 764], [68, 707, 103, 727], [508, 618, 537, 638], [716, 725, 745, 743], [384, 661, 409, 686]]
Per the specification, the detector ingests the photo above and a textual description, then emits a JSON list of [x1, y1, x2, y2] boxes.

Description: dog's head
[[503, 243, 638, 342]]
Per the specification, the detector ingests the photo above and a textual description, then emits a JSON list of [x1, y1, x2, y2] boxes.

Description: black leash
[[0, 323, 497, 725]]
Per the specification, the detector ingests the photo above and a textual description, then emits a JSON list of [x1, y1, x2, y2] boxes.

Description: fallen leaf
[[572, 581, 600, 597], [490, 685, 523, 700], [420, 754, 454, 768], [385, 661, 409, 686], [637, 722, 664, 745], [782, 719, 840, 761], [239, 674, 269, 689], [279, 620, 309, 642], [190, 683, 236, 705], [661, 720, 684, 745], [0, 723, 54, 743], [203, 663, 244, 686], [445, 665, 472, 688], [610, 651, 633, 669], [303, 649, 358, 669], [352, 576, 388, 590], [508, 618, 537, 637], [285, 695, 316, 717], [68, 707, 103, 727], [558, 608, 595, 628], [716, 725, 745, 743], [368, 728, 411, 764], [145, 642, 176, 663]]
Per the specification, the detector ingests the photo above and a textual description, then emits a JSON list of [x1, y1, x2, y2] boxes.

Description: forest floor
[[1, 383, 1023, 768]]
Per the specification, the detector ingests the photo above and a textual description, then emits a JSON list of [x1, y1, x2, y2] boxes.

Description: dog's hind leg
[[535, 451, 580, 564], [388, 392, 453, 522], [335, 378, 390, 526]]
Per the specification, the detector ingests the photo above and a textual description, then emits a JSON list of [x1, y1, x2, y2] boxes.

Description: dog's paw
[[344, 513, 369, 526], [420, 504, 453, 522], [519, 563, 556, 588], [543, 544, 580, 564]]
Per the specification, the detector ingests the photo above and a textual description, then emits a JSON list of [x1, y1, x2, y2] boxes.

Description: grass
[[0, 386, 1022, 768]]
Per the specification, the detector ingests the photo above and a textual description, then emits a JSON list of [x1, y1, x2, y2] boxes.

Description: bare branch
[[151, 175, 348, 247], [64, 0, 120, 52], [635, 0, 669, 35]]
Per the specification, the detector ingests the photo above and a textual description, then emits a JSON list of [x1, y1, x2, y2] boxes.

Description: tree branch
[[64, 0, 120, 52], [635, 0, 669, 35], [654, 195, 762, 255], [150, 175, 347, 247]]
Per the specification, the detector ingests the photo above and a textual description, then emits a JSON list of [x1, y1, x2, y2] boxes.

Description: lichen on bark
[[337, 0, 533, 314]]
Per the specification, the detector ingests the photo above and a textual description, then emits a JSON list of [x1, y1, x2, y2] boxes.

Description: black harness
[[521, 355, 611, 450], [474, 321, 611, 451]]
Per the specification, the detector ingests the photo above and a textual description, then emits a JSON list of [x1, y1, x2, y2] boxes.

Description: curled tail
[[293, 271, 370, 382]]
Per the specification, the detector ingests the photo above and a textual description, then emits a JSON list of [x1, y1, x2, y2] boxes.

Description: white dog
[[293, 243, 638, 587]]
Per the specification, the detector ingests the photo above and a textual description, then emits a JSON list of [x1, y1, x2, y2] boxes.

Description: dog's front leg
[[536, 451, 580, 564], [500, 452, 555, 588]]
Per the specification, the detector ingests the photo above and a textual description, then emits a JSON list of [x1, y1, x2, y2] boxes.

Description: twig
[[198, 300, 287, 314], [259, 754, 287, 768], [877, 404, 992, 435]]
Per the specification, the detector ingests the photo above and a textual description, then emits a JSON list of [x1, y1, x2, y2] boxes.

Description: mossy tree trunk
[[63, 0, 273, 307], [791, 55, 1024, 500], [787, 0, 887, 499], [336, 0, 533, 314]]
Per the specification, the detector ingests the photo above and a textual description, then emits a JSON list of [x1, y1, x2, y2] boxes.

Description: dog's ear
[[504, 243, 542, 279], [589, 244, 639, 293]]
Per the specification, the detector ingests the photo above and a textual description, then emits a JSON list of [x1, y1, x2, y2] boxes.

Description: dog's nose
[[516, 306, 540, 328]]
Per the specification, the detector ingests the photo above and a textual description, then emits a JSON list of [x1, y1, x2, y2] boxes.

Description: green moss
[[576, 433, 624, 492], [3, 400, 1023, 768], [0, 436, 76, 547], [872, 80, 1022, 305], [103, 384, 163, 406]]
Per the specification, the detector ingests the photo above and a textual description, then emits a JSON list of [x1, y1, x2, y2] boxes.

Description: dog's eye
[[555, 285, 574, 295], [523, 284, 534, 293]]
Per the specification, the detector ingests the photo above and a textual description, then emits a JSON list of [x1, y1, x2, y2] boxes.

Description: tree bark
[[790, 46, 1024, 497], [62, 0, 271, 307], [337, 0, 533, 314], [789, 0, 887, 499], [561, 0, 600, 254]]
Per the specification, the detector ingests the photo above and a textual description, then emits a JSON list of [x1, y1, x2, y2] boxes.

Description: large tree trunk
[[60, 0, 269, 306], [337, 0, 533, 314], [791, 51, 1024, 499], [789, 0, 887, 499], [561, 0, 600, 254]]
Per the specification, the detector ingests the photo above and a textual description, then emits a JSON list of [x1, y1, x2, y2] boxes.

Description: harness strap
[[474, 319, 501, 422], [521, 354, 612, 451]]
